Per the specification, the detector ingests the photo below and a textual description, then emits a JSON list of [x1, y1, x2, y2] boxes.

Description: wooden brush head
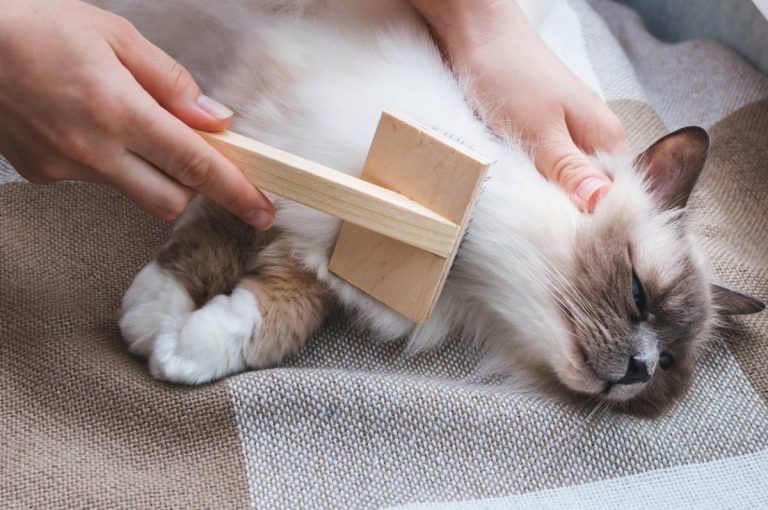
[[329, 112, 490, 323]]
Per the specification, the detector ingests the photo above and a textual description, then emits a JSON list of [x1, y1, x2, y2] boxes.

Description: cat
[[111, 0, 765, 417]]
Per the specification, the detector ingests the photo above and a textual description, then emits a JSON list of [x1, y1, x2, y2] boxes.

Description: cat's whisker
[[500, 252, 593, 334], [483, 242, 600, 340], [516, 242, 601, 321], [537, 263, 598, 330]]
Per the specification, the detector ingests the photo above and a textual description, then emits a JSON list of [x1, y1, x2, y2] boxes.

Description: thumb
[[537, 132, 612, 212], [109, 20, 233, 132]]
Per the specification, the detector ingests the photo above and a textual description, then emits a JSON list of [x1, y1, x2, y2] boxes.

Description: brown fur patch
[[241, 238, 331, 367], [157, 197, 276, 307]]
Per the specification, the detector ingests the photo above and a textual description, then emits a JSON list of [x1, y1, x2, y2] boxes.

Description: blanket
[[2, 1, 767, 508]]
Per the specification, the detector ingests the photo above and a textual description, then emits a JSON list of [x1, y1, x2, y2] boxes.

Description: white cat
[[112, 0, 763, 417]]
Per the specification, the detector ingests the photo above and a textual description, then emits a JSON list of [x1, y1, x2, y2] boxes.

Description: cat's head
[[538, 127, 764, 417]]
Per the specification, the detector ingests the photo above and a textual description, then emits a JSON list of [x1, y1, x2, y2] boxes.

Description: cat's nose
[[616, 356, 651, 385]]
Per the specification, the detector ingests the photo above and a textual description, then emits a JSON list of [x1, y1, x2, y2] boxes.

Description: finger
[[565, 101, 627, 154], [107, 151, 196, 221], [125, 99, 274, 228], [536, 129, 613, 213], [107, 18, 233, 132]]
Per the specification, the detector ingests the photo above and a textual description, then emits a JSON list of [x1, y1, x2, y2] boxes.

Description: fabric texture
[[2, 1, 767, 508], [0, 185, 249, 509], [615, 0, 768, 75], [392, 449, 768, 510]]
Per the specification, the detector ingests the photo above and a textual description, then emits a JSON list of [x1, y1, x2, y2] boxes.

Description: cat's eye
[[631, 272, 646, 316], [659, 352, 674, 370]]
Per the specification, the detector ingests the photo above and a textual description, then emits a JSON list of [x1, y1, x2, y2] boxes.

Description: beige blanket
[[2, 1, 766, 508]]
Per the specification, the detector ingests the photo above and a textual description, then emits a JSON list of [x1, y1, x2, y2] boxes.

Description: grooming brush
[[200, 111, 490, 322]]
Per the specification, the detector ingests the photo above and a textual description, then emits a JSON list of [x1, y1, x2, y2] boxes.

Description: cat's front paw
[[119, 262, 263, 384], [119, 262, 194, 358], [148, 288, 260, 384]]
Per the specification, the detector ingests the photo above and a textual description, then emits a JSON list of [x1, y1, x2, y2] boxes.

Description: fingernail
[[576, 177, 610, 210], [197, 95, 234, 120], [244, 208, 274, 230]]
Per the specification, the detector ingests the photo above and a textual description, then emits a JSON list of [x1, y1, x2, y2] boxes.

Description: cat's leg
[[120, 198, 330, 384], [118, 260, 194, 360], [119, 198, 270, 383], [238, 238, 331, 369], [145, 237, 330, 383], [146, 284, 261, 384]]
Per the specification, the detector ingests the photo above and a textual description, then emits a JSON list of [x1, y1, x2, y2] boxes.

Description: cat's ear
[[635, 127, 709, 209], [711, 284, 766, 315]]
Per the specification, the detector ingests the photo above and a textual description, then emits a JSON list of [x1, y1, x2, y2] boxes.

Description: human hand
[[409, 0, 626, 212], [0, 0, 274, 228]]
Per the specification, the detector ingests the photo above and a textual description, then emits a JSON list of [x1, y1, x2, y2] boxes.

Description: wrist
[[410, 0, 534, 60]]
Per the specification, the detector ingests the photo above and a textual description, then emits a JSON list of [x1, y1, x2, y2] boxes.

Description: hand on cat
[[410, 0, 626, 212], [0, 0, 274, 228]]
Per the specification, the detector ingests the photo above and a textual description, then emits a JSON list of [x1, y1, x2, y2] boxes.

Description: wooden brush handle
[[198, 129, 458, 258]]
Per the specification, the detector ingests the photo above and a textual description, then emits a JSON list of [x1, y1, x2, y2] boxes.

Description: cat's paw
[[148, 287, 261, 384], [119, 262, 194, 358]]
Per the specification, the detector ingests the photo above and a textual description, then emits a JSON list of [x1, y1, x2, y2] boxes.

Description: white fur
[[120, 264, 262, 384], [119, 262, 194, 358], [149, 288, 260, 384]]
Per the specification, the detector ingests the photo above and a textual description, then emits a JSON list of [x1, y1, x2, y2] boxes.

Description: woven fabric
[[228, 340, 768, 508], [391, 448, 768, 510], [1, 1, 767, 509], [0, 184, 249, 509]]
